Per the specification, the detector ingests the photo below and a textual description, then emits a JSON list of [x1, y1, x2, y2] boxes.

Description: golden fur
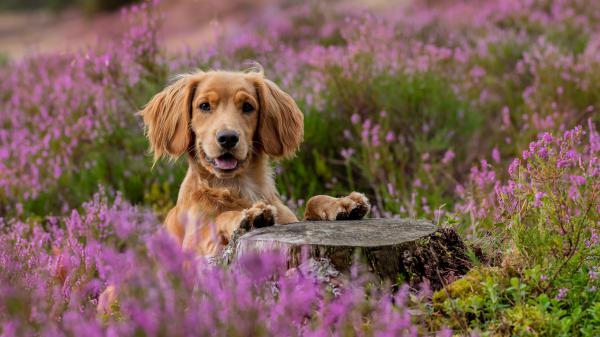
[[97, 69, 371, 313], [139, 69, 370, 256]]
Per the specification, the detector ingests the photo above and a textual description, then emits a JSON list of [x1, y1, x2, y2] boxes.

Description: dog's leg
[[216, 202, 277, 244], [178, 202, 277, 255], [271, 199, 299, 224], [238, 202, 277, 230], [164, 206, 185, 245], [304, 192, 370, 221]]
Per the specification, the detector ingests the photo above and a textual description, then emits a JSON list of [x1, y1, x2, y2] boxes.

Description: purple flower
[[542, 132, 554, 143], [470, 66, 486, 78], [533, 191, 545, 207], [442, 150, 455, 165], [508, 159, 520, 176], [586, 229, 599, 248], [555, 288, 568, 300], [570, 175, 586, 186], [501, 106, 511, 128], [492, 147, 501, 163], [340, 148, 355, 159], [387, 182, 397, 196], [413, 178, 423, 188], [385, 131, 395, 142]]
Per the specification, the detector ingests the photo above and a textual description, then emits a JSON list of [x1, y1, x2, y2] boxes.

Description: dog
[[97, 68, 370, 313], [138, 68, 371, 256]]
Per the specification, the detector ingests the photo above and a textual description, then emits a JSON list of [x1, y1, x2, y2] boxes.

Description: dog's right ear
[[139, 74, 201, 162]]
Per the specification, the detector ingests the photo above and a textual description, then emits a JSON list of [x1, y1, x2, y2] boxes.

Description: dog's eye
[[199, 102, 211, 112], [242, 102, 254, 113]]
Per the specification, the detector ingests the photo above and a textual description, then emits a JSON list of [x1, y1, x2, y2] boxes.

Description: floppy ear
[[139, 75, 199, 162], [254, 77, 304, 158]]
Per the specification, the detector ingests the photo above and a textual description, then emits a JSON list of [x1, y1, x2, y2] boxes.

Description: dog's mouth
[[205, 152, 243, 172]]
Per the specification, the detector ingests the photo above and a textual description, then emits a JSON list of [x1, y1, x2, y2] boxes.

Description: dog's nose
[[216, 130, 239, 149]]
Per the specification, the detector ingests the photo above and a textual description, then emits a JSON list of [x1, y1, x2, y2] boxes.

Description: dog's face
[[140, 70, 304, 179], [192, 73, 259, 177]]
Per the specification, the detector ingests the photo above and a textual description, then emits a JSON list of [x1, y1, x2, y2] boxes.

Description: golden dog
[[139, 68, 371, 256], [98, 68, 370, 313]]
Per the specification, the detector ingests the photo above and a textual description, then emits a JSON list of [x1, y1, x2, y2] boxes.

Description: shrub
[[0, 191, 447, 336], [437, 123, 599, 336], [1, 0, 600, 335]]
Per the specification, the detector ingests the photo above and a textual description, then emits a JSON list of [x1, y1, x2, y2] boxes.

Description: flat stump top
[[240, 218, 436, 247]]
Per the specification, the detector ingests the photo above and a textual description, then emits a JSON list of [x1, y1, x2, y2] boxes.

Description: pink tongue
[[215, 156, 238, 170]]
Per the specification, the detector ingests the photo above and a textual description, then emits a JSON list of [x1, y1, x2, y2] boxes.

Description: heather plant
[[186, 0, 600, 219], [1, 0, 600, 335], [0, 1, 186, 218], [434, 123, 600, 336], [4, 0, 600, 219], [0, 191, 449, 336]]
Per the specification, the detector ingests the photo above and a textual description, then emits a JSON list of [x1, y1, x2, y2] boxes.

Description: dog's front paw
[[239, 202, 277, 231], [304, 192, 371, 221], [335, 192, 370, 220]]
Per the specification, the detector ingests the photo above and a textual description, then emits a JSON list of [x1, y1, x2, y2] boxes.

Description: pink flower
[[570, 175, 586, 186], [387, 183, 396, 196], [470, 66, 486, 78], [442, 150, 455, 165], [555, 288, 568, 300], [533, 191, 545, 207], [385, 131, 395, 142], [340, 148, 355, 159], [492, 147, 501, 163], [586, 229, 599, 248], [501, 106, 511, 128], [413, 178, 422, 188]]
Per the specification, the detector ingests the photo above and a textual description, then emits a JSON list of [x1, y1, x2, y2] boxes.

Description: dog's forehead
[[197, 72, 256, 97]]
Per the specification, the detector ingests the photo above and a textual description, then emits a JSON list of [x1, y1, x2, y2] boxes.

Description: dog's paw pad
[[334, 198, 355, 220], [253, 207, 275, 228], [240, 203, 276, 230], [337, 192, 370, 220]]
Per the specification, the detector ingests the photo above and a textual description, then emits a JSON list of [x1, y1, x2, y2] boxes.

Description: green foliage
[[275, 104, 347, 206], [431, 265, 600, 336], [273, 66, 481, 217], [22, 118, 186, 217], [437, 125, 600, 336]]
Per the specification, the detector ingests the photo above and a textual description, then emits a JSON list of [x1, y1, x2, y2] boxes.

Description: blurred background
[[0, 0, 598, 225], [0, 0, 393, 59]]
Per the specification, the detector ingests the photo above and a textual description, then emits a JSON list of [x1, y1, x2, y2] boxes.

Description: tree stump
[[223, 218, 473, 290]]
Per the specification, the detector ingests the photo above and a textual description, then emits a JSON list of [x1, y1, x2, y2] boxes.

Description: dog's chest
[[237, 178, 264, 203]]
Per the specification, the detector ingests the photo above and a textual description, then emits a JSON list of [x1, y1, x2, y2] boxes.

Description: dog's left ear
[[253, 77, 304, 158]]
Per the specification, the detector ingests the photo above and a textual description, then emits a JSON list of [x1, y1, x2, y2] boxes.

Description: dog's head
[[140, 69, 304, 178]]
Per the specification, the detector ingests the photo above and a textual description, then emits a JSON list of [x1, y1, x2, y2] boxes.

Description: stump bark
[[224, 218, 473, 290]]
